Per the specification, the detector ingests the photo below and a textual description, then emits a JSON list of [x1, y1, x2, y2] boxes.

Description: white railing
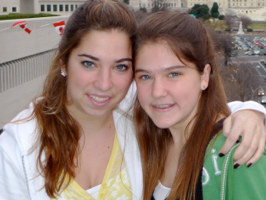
[[0, 49, 55, 93]]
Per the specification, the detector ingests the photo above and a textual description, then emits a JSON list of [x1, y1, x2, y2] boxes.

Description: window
[[228, 3, 230, 6], [71, 4, 74, 11], [75, 4, 78, 9], [181, 2, 183, 7], [258, 3, 260, 6], [2, 7, 7, 12], [47, 4, 51, 11], [12, 7, 17, 12], [41, 4, 45, 12], [59, 4, 63, 11], [53, 4, 57, 11], [65, 4, 69, 11]]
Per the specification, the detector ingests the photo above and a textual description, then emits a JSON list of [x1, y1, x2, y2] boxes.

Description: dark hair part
[[133, 11, 230, 200], [32, 0, 136, 197]]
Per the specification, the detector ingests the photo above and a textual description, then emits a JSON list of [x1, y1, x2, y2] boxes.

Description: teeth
[[90, 95, 109, 102], [154, 104, 172, 108]]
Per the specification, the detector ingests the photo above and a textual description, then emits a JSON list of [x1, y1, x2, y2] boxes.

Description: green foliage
[[210, 2, 219, 18], [189, 4, 210, 20], [218, 15, 224, 20], [123, 0, 130, 4], [139, 7, 147, 13], [0, 13, 59, 21]]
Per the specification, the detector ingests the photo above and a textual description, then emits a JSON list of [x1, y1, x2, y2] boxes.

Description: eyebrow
[[135, 65, 185, 73], [78, 54, 132, 63]]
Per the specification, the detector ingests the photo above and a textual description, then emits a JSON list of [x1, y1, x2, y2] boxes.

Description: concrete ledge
[[0, 75, 46, 129]]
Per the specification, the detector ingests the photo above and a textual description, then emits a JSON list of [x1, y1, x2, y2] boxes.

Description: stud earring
[[61, 70, 66, 77]]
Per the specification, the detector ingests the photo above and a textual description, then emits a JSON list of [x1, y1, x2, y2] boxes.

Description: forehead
[[135, 41, 198, 72], [73, 29, 132, 58], [136, 42, 182, 68]]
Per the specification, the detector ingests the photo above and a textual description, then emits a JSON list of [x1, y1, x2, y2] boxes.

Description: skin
[[135, 41, 213, 186], [135, 40, 265, 188], [60, 29, 264, 190], [62, 29, 133, 189]]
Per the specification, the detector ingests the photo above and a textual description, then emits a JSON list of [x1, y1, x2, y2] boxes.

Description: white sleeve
[[0, 131, 29, 200], [227, 101, 266, 116], [227, 101, 266, 131]]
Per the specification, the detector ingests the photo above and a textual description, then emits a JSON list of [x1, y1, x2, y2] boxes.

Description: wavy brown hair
[[133, 12, 230, 200], [27, 0, 136, 198]]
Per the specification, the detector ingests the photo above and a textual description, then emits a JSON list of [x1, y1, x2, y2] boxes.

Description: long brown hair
[[29, 0, 136, 197], [133, 12, 230, 200]]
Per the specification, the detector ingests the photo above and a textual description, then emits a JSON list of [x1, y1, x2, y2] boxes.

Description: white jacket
[[0, 100, 265, 200], [0, 102, 142, 200]]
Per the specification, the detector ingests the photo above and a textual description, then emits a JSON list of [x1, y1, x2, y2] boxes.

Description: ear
[[201, 64, 211, 90]]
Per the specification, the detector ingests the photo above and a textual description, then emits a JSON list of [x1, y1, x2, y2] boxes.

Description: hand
[[219, 109, 266, 168]]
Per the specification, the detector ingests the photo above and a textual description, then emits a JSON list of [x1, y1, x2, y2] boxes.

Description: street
[[229, 34, 266, 105]]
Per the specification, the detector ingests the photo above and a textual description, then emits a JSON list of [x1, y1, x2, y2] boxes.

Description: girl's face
[[135, 41, 210, 131], [63, 29, 133, 119]]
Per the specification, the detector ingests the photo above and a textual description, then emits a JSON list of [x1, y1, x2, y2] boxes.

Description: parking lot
[[229, 34, 266, 105]]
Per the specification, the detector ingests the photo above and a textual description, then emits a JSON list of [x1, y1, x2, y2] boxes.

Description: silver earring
[[61, 70, 66, 77]]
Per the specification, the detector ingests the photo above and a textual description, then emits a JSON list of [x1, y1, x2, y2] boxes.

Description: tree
[[210, 2, 219, 18], [224, 15, 234, 31], [219, 62, 260, 102], [123, 0, 129, 4], [151, 0, 169, 13], [240, 15, 252, 29], [189, 4, 210, 20], [207, 28, 233, 65]]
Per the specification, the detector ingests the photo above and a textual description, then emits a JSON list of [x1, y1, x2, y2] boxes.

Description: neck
[[169, 118, 194, 149], [67, 105, 115, 137]]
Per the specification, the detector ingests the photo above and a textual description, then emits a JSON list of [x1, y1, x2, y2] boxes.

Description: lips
[[152, 104, 175, 111], [87, 94, 112, 107], [89, 94, 110, 102]]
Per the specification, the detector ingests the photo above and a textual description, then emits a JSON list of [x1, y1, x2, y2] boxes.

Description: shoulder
[[203, 132, 266, 200], [0, 101, 39, 154]]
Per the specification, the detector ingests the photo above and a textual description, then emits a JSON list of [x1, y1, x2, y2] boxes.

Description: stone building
[[0, 0, 265, 21]]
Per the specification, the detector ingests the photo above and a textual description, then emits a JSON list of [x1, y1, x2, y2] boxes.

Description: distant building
[[0, 0, 87, 15], [130, 0, 266, 21], [0, 0, 265, 21]]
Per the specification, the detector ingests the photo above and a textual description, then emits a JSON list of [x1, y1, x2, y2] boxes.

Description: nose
[[152, 78, 167, 98], [94, 68, 113, 91]]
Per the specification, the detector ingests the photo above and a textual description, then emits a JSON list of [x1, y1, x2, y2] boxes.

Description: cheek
[[137, 86, 149, 107], [114, 73, 133, 93], [68, 69, 93, 91]]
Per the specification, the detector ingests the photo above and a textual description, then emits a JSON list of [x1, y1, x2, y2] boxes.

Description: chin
[[151, 120, 172, 129]]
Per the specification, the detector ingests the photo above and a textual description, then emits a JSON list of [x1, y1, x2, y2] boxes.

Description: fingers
[[232, 124, 257, 162], [219, 115, 240, 156], [233, 130, 258, 167], [219, 109, 266, 168], [244, 132, 266, 167]]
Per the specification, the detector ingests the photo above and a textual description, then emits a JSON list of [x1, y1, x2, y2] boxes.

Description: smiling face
[[63, 29, 133, 119], [135, 41, 210, 132]]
